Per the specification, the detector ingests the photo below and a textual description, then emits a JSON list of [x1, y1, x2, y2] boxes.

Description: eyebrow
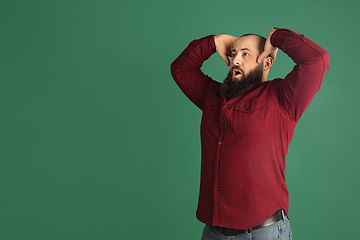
[[232, 48, 251, 52]]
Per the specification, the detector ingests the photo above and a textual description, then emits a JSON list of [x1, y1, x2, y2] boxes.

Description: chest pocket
[[202, 100, 222, 129], [233, 100, 265, 134]]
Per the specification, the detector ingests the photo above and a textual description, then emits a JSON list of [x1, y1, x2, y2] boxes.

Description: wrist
[[214, 35, 219, 47]]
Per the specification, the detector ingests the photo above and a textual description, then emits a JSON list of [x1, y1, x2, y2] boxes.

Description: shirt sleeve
[[170, 35, 221, 110], [270, 28, 330, 121]]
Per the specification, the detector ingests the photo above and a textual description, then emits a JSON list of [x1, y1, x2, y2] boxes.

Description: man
[[171, 28, 329, 239]]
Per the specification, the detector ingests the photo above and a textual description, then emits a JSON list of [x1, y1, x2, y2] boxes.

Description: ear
[[263, 56, 274, 72]]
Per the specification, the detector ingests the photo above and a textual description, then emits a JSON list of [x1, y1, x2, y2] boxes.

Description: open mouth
[[232, 68, 242, 79]]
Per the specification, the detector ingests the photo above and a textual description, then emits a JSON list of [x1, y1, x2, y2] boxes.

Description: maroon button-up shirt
[[171, 28, 329, 229]]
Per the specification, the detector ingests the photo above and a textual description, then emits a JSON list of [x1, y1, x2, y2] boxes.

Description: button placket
[[213, 100, 233, 223]]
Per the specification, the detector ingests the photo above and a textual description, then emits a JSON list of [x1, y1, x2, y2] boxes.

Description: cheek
[[246, 62, 259, 70]]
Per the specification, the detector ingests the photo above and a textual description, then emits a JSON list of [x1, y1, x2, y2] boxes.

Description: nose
[[232, 53, 242, 66]]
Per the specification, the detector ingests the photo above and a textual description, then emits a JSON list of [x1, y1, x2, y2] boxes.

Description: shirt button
[[216, 188, 220, 191], [218, 142, 223, 145], [216, 164, 220, 168], [227, 104, 231, 108], [220, 120, 224, 124]]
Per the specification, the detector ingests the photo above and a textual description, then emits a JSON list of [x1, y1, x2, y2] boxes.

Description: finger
[[257, 52, 267, 63], [221, 55, 230, 66], [272, 48, 278, 61], [217, 51, 230, 66], [268, 48, 278, 62]]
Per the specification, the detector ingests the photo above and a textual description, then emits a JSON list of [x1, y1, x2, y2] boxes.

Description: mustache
[[231, 66, 244, 74]]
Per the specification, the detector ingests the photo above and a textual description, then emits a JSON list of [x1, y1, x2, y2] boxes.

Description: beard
[[219, 64, 263, 99]]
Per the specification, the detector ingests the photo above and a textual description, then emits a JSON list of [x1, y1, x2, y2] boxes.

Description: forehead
[[232, 35, 261, 54]]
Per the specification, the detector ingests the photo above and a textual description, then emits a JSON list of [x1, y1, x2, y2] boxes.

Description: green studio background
[[0, 0, 358, 239]]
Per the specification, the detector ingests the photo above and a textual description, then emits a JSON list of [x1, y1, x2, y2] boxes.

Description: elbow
[[170, 60, 176, 72], [310, 49, 330, 72], [322, 49, 330, 71], [170, 59, 179, 77], [171, 58, 186, 80], [171, 59, 184, 84], [318, 48, 330, 71]]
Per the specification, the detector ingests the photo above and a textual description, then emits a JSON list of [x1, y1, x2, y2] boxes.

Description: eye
[[243, 52, 249, 57]]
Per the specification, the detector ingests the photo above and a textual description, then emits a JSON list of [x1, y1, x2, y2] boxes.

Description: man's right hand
[[214, 35, 238, 67]]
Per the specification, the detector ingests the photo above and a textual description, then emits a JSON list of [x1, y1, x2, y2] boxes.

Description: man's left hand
[[257, 28, 278, 63]]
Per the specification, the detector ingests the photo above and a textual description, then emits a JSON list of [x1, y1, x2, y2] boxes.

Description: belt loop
[[281, 209, 285, 221]]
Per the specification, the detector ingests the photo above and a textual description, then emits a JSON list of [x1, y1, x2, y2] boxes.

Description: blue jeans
[[201, 216, 292, 240]]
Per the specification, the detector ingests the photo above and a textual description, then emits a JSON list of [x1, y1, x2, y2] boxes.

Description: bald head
[[238, 34, 266, 54]]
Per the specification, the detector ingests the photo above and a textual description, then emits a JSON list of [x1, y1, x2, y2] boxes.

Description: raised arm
[[260, 28, 330, 121], [171, 35, 237, 110]]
